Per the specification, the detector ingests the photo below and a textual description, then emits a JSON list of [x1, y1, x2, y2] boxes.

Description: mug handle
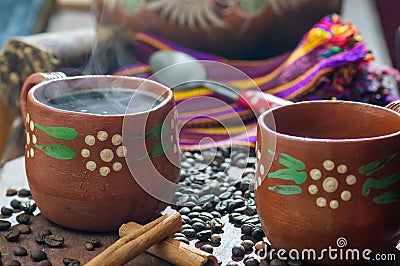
[[385, 99, 400, 114], [20, 72, 67, 123]]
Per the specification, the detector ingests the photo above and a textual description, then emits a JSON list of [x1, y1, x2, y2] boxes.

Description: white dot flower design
[[25, 113, 37, 159], [257, 148, 399, 209], [83, 130, 127, 177], [309, 160, 356, 209]]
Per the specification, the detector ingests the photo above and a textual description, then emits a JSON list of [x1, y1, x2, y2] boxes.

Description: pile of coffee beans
[[170, 147, 302, 266]]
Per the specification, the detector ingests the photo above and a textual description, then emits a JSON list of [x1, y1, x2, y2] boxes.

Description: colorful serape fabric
[[113, 14, 399, 151]]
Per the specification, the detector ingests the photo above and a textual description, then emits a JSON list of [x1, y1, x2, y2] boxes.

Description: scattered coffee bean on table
[[86, 237, 101, 248], [1, 206, 13, 216], [5, 188, 17, 196], [232, 245, 246, 257], [14, 224, 31, 234], [45, 234, 64, 248], [4, 229, 20, 242], [84, 243, 94, 251], [63, 258, 80, 265], [244, 257, 260, 266], [241, 239, 255, 251], [13, 246, 27, 257], [17, 189, 31, 198], [10, 200, 21, 210], [15, 213, 30, 224], [200, 244, 214, 253], [270, 259, 288, 266], [0, 220, 11, 231], [30, 249, 47, 262]]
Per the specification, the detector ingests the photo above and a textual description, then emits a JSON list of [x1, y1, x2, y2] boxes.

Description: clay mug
[[254, 100, 400, 265], [20, 73, 180, 232]]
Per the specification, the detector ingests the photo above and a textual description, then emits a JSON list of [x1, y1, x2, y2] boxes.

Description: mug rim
[[259, 100, 400, 142], [28, 75, 173, 117]]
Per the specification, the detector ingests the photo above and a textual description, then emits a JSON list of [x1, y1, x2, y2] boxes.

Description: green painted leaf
[[267, 149, 306, 170], [268, 169, 307, 185], [268, 185, 302, 195], [120, 0, 142, 12], [132, 123, 169, 141], [35, 124, 77, 140], [359, 153, 397, 176], [137, 141, 170, 161], [35, 144, 76, 160], [373, 191, 399, 204], [362, 173, 400, 196]]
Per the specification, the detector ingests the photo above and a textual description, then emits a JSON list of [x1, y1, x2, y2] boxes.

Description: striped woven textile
[[113, 14, 394, 151]]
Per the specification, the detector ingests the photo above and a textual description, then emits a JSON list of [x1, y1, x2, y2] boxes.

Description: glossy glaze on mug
[[21, 74, 180, 232], [254, 100, 400, 265]]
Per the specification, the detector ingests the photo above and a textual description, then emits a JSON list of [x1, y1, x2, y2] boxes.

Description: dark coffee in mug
[[42, 89, 161, 115]]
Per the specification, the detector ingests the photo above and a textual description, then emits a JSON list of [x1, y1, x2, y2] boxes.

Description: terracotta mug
[[20, 73, 180, 232], [255, 100, 400, 265]]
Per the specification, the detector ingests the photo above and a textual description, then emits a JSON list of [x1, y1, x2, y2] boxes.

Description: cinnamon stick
[[85, 213, 182, 266], [119, 221, 218, 266]]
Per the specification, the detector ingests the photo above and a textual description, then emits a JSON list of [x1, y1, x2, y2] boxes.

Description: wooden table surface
[[0, 157, 399, 266]]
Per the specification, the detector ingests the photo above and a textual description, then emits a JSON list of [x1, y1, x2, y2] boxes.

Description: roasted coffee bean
[[252, 228, 265, 241], [218, 191, 232, 200], [226, 262, 239, 266], [5, 189, 17, 196], [255, 241, 267, 250], [181, 229, 196, 238], [16, 213, 30, 224], [1, 207, 13, 216], [174, 232, 186, 239], [3, 260, 21, 266], [210, 211, 221, 218], [14, 224, 31, 234], [37, 260, 52, 266], [196, 230, 212, 242], [178, 207, 191, 215], [244, 206, 257, 216], [30, 250, 47, 262], [201, 202, 214, 212], [86, 237, 101, 248], [191, 206, 202, 212], [63, 258, 80, 265], [191, 221, 206, 232], [189, 218, 205, 225], [180, 215, 190, 224], [198, 212, 214, 221], [45, 235, 64, 247], [0, 220, 11, 231], [5, 229, 20, 242], [173, 236, 189, 244], [241, 239, 254, 251], [187, 212, 200, 219], [10, 200, 21, 210], [13, 246, 27, 256], [244, 257, 260, 266], [180, 224, 192, 231], [210, 234, 221, 244], [231, 245, 246, 257], [18, 189, 31, 197], [85, 243, 94, 251], [200, 244, 214, 253], [270, 259, 288, 266], [229, 213, 241, 223]]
